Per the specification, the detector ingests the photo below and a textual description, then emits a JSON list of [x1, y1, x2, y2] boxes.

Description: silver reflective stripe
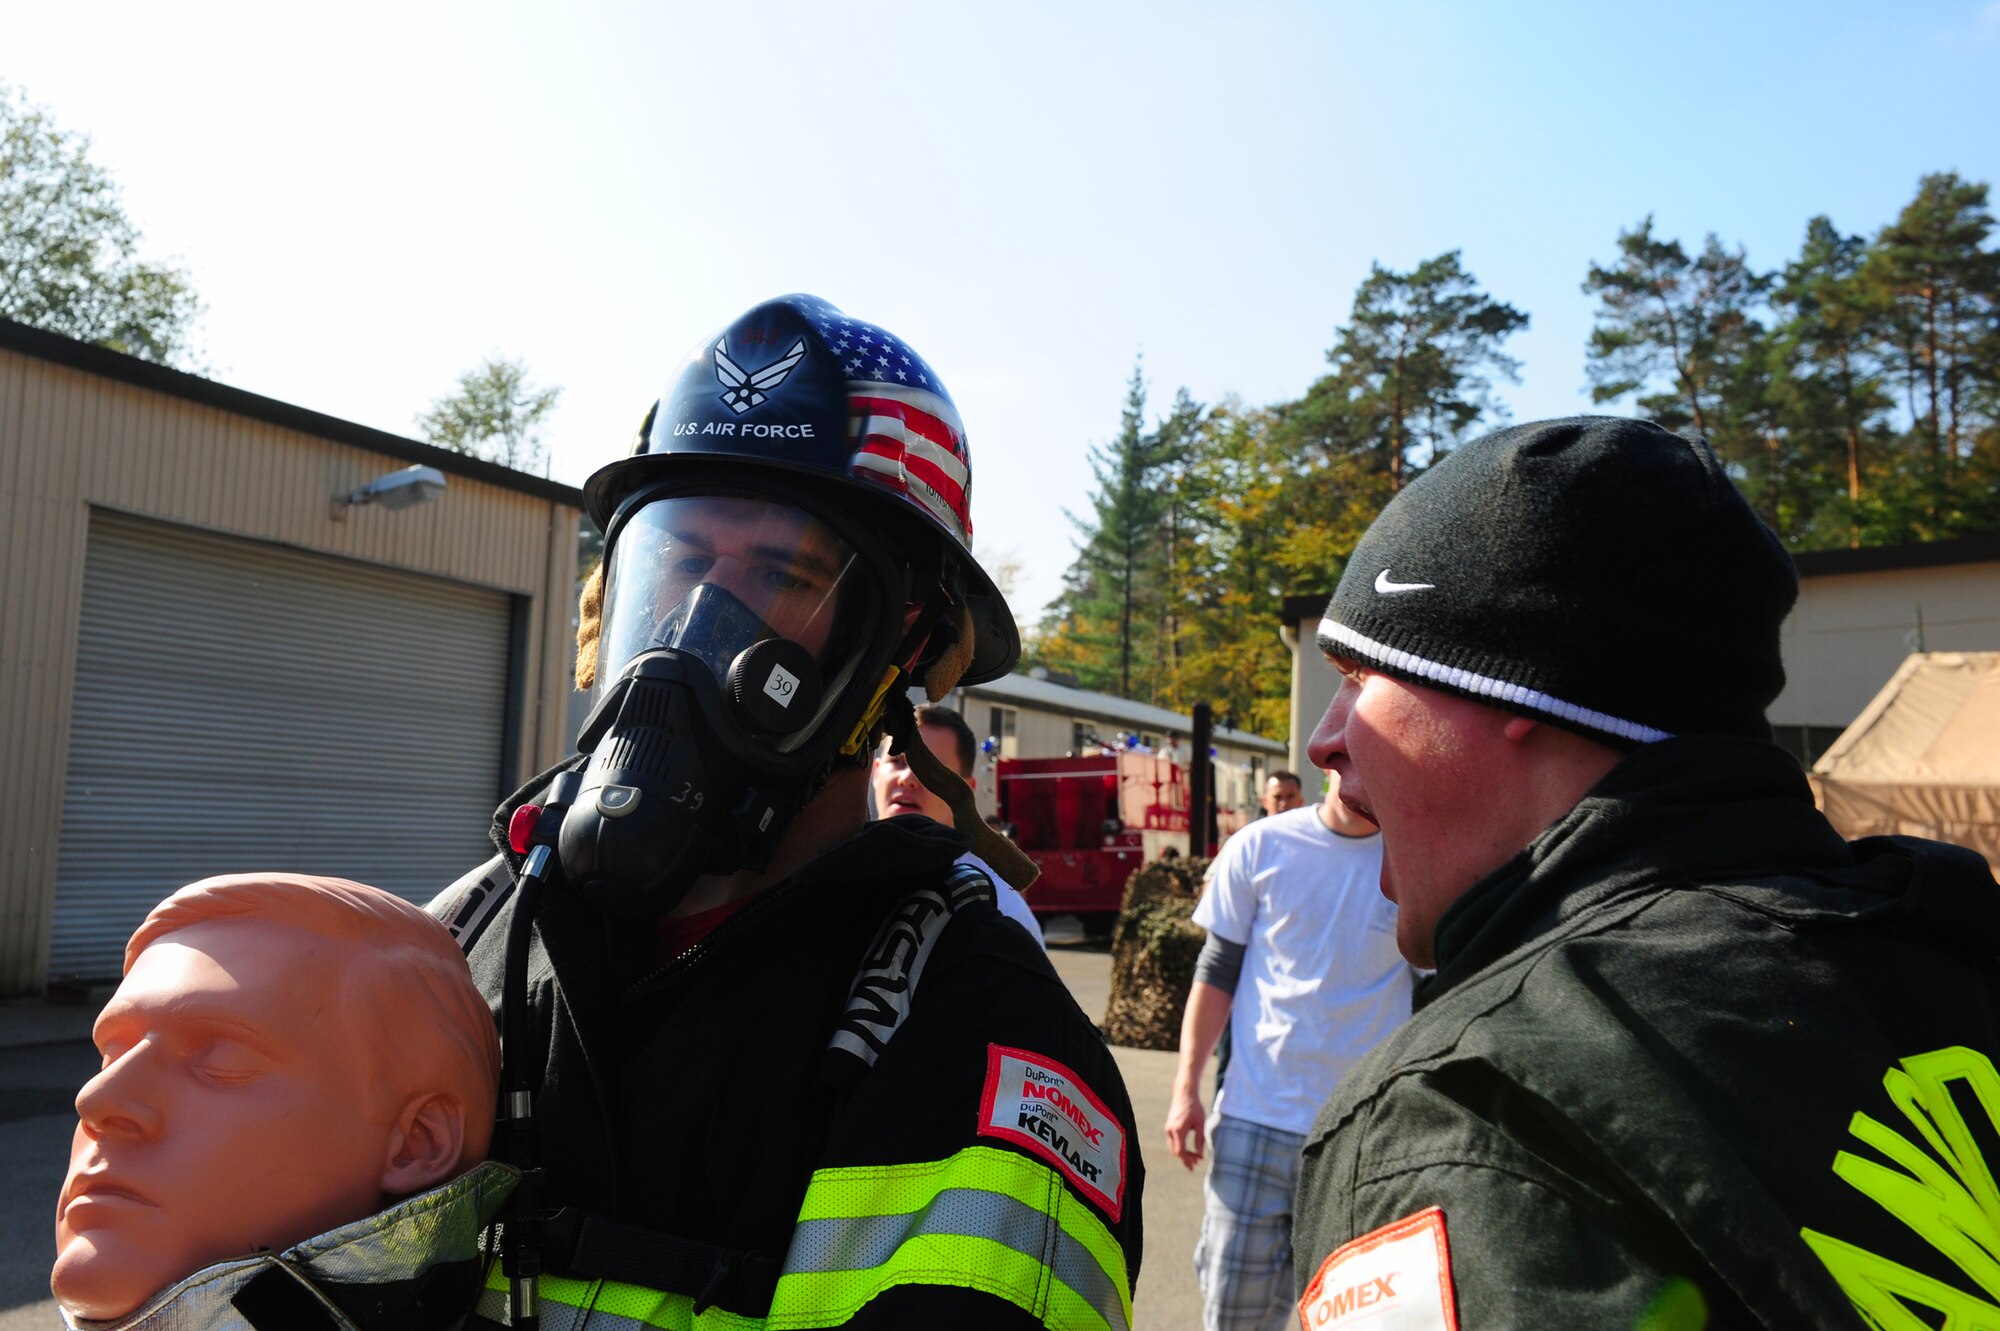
[[783, 1188, 1129, 1331], [428, 852, 516, 954], [474, 1285, 637, 1330], [944, 861, 997, 910]]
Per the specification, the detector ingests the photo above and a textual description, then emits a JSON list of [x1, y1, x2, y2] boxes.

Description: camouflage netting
[[1101, 857, 1211, 1050]]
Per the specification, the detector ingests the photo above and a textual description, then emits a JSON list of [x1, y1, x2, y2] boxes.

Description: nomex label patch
[[978, 1044, 1126, 1219], [1298, 1207, 1457, 1330]]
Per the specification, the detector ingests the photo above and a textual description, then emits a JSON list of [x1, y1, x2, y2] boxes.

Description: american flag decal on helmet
[[788, 296, 975, 549], [849, 385, 972, 546], [780, 297, 976, 547]]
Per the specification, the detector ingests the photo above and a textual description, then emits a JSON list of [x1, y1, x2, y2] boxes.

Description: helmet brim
[[585, 453, 1020, 686]]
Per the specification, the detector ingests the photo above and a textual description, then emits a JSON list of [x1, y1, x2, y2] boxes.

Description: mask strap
[[839, 666, 905, 758], [883, 690, 1040, 892], [921, 596, 976, 702]]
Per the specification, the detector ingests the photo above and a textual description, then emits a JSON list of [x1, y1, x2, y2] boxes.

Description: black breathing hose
[[500, 849, 547, 1331], [497, 770, 579, 1331]]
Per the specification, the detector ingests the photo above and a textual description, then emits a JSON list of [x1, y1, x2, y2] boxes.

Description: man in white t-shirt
[[872, 702, 1045, 946], [1164, 770, 1414, 1330]]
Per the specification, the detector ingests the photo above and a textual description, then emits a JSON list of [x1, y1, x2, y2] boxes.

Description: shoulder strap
[[430, 756, 597, 957], [426, 853, 517, 956], [428, 756, 595, 956], [823, 860, 996, 1074]]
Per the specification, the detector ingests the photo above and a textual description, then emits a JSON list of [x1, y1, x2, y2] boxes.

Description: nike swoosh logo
[[1374, 569, 1436, 595]]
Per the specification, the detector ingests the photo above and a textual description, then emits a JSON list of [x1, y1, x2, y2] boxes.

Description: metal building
[[0, 320, 584, 994], [944, 668, 1289, 828]]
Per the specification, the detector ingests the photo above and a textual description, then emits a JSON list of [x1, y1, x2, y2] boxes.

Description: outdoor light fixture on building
[[332, 465, 447, 519]]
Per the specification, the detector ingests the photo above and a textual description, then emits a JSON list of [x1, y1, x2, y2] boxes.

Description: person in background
[[874, 703, 1044, 947], [1165, 770, 1415, 1331], [1207, 768, 1305, 1096], [1258, 771, 1304, 818]]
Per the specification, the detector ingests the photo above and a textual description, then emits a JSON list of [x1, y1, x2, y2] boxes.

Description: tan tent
[[1809, 652, 2000, 876]]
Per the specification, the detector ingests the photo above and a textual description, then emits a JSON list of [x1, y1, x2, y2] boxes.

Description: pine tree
[[1863, 173, 2000, 529], [1324, 252, 1528, 488], [1769, 216, 1894, 546], [1035, 362, 1186, 701], [1583, 220, 1769, 485]]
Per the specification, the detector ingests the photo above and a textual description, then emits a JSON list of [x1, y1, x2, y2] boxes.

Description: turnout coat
[[1292, 736, 2000, 1330], [437, 804, 1142, 1331]]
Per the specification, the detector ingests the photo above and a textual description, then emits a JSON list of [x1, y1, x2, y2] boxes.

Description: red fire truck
[[996, 753, 1197, 929]]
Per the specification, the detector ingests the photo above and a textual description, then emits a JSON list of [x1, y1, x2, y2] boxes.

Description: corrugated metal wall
[[0, 346, 581, 994], [49, 513, 512, 977], [1772, 561, 2000, 729]]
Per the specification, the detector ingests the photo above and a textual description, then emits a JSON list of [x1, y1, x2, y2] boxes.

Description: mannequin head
[[53, 874, 500, 1322]]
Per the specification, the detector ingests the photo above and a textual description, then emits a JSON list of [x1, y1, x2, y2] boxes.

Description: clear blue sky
[[10, 0, 1998, 617]]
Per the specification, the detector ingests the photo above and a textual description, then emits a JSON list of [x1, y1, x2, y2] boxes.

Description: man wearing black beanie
[[1290, 416, 2000, 1329]]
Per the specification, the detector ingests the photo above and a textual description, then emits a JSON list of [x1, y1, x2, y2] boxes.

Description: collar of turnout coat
[[65, 1162, 518, 1331], [1421, 733, 1999, 1005]]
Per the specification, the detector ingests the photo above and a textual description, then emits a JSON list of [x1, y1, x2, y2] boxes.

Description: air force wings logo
[[714, 337, 807, 414]]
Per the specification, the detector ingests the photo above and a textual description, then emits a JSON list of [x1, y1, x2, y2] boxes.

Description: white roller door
[[50, 512, 512, 979]]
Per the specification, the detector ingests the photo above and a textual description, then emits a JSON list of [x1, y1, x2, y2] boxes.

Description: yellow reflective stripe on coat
[[473, 1144, 1130, 1330], [770, 1144, 1132, 1331], [477, 1265, 763, 1331]]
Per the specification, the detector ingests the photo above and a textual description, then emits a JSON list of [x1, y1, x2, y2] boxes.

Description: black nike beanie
[[1317, 416, 1798, 747]]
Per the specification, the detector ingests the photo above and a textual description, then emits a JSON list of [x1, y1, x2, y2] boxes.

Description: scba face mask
[[561, 492, 898, 917]]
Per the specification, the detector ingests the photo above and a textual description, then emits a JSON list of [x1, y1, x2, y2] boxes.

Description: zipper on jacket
[[618, 875, 806, 1002]]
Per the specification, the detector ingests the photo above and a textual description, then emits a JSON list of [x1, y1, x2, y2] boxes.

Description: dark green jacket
[[1292, 736, 2000, 1330]]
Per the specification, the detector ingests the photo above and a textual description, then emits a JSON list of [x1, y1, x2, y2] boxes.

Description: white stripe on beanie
[[1316, 618, 1673, 745]]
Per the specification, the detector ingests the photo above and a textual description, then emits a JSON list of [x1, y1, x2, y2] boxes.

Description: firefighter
[[1292, 416, 2000, 1327], [432, 294, 1142, 1330]]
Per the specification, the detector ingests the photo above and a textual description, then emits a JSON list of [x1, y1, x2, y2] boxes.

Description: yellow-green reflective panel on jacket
[[772, 1144, 1133, 1331], [476, 1264, 765, 1330], [1633, 1277, 1708, 1331], [1802, 1045, 2000, 1328]]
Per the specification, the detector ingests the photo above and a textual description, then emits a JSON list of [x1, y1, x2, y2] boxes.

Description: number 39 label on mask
[[764, 664, 800, 708]]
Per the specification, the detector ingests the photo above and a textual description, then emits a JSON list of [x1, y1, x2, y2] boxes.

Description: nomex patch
[[1298, 1206, 1456, 1330], [977, 1044, 1126, 1219]]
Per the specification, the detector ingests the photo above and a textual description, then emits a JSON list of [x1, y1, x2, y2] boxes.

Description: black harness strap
[[541, 1209, 780, 1315], [822, 860, 998, 1077], [232, 1264, 347, 1331], [492, 864, 997, 1319]]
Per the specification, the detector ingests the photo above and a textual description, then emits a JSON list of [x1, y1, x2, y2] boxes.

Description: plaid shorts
[[1194, 1115, 1307, 1331]]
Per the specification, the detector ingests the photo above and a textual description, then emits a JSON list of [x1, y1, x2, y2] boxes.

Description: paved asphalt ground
[[0, 936, 1211, 1329]]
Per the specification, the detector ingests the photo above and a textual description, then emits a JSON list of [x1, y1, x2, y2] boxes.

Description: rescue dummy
[[53, 873, 511, 1331]]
